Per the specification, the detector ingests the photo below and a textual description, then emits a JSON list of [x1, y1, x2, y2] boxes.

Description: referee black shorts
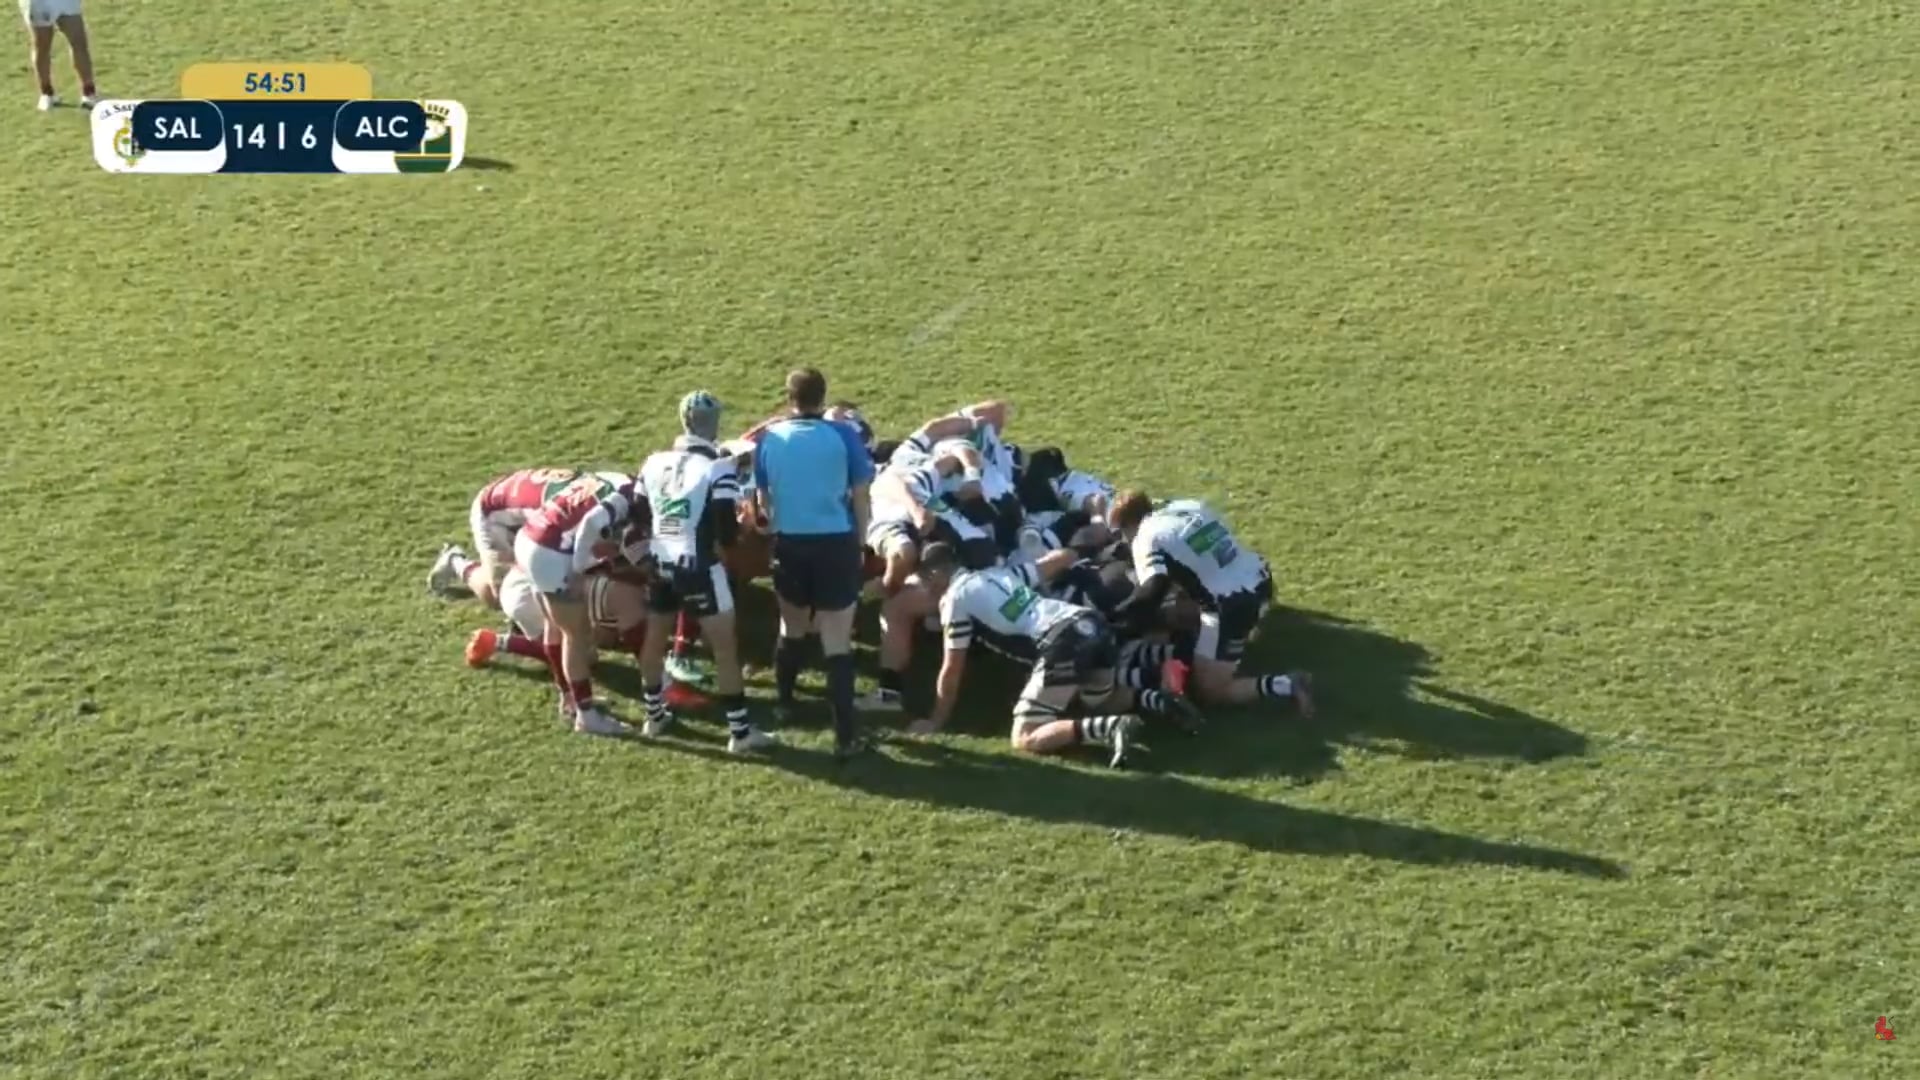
[[771, 532, 864, 613]]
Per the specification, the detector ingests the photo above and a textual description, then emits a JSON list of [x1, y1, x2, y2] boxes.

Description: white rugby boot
[[426, 543, 462, 594]]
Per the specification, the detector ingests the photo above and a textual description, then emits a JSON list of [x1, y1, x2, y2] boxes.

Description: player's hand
[[907, 717, 941, 736]]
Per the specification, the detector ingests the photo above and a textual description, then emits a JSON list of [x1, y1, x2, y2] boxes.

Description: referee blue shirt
[[753, 416, 875, 535]]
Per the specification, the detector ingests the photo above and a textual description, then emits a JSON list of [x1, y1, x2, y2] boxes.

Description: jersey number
[[1181, 518, 1239, 568]]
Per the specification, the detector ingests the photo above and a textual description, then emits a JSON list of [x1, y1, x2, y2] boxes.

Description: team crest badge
[[395, 101, 457, 173], [113, 118, 146, 166]]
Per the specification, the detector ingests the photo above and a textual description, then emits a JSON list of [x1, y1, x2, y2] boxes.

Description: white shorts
[[497, 567, 547, 639], [865, 515, 918, 558], [513, 531, 575, 596], [20, 0, 81, 27], [502, 568, 615, 638], [468, 498, 518, 588]]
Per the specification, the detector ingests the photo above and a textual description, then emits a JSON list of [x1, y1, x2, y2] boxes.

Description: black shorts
[[771, 532, 864, 612], [647, 562, 734, 618], [1034, 610, 1119, 689], [1198, 573, 1274, 665]]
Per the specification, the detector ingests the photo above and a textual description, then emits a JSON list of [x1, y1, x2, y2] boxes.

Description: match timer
[[91, 62, 468, 174]]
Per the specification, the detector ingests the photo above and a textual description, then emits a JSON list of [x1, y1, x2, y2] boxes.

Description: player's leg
[[469, 568, 555, 667], [857, 585, 920, 711], [1083, 662, 1202, 733], [1188, 593, 1313, 717], [868, 519, 919, 595], [636, 577, 677, 737], [698, 566, 773, 752], [467, 507, 515, 608], [1020, 618, 1144, 766], [518, 534, 624, 734], [1007, 662, 1141, 767], [51, 11, 90, 104], [884, 535, 919, 594], [26, 16, 55, 108], [543, 589, 626, 735], [663, 609, 709, 688]]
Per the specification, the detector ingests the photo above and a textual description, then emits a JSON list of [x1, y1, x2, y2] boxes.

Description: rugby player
[[514, 471, 646, 736], [905, 543, 1200, 767], [628, 392, 775, 754], [430, 467, 622, 608], [1106, 491, 1314, 715], [892, 400, 1025, 559], [866, 442, 983, 593], [466, 563, 649, 671]]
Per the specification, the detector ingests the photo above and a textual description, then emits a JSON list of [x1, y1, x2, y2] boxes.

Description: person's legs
[[637, 593, 674, 736], [1008, 664, 1139, 765], [814, 534, 867, 755], [770, 535, 817, 713], [814, 604, 859, 752], [53, 13, 90, 101], [1188, 594, 1313, 717], [28, 21, 55, 104], [694, 563, 770, 751], [860, 585, 922, 710]]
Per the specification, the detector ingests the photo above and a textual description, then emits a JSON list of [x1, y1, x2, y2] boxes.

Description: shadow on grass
[[463, 156, 515, 171], [482, 586, 1591, 786], [636, 733, 1623, 879], [1199, 606, 1590, 781]]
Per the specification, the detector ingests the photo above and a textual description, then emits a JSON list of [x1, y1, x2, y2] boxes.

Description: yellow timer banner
[[180, 62, 373, 100]]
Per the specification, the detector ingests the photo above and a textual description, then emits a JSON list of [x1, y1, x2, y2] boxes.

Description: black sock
[[774, 636, 805, 704], [1137, 688, 1172, 716], [724, 693, 750, 737], [878, 667, 904, 697], [643, 682, 666, 721], [825, 652, 857, 745]]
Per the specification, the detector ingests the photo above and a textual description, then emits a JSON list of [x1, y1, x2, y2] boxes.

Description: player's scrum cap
[[679, 390, 722, 424]]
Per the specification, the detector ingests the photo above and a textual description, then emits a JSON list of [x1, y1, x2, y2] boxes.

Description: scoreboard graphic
[[92, 62, 467, 174]]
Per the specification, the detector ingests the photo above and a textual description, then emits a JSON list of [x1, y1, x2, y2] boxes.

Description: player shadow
[[525, 585, 1589, 787], [1177, 606, 1591, 782], [826, 603, 1592, 785], [634, 735, 1623, 878], [464, 156, 515, 171]]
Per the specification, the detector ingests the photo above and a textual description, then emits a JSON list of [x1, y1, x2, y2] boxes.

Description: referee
[[752, 367, 877, 757]]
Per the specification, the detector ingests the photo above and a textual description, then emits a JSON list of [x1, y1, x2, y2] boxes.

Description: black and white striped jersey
[[1131, 499, 1267, 607]]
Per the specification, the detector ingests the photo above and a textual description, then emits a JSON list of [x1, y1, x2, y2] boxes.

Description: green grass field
[[4, 2, 1917, 1076]]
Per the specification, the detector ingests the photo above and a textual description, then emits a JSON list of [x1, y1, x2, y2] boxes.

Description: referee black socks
[[774, 635, 805, 703], [825, 653, 857, 746]]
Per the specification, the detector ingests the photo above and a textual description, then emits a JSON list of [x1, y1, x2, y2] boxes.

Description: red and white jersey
[[475, 467, 581, 528], [520, 472, 636, 565]]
